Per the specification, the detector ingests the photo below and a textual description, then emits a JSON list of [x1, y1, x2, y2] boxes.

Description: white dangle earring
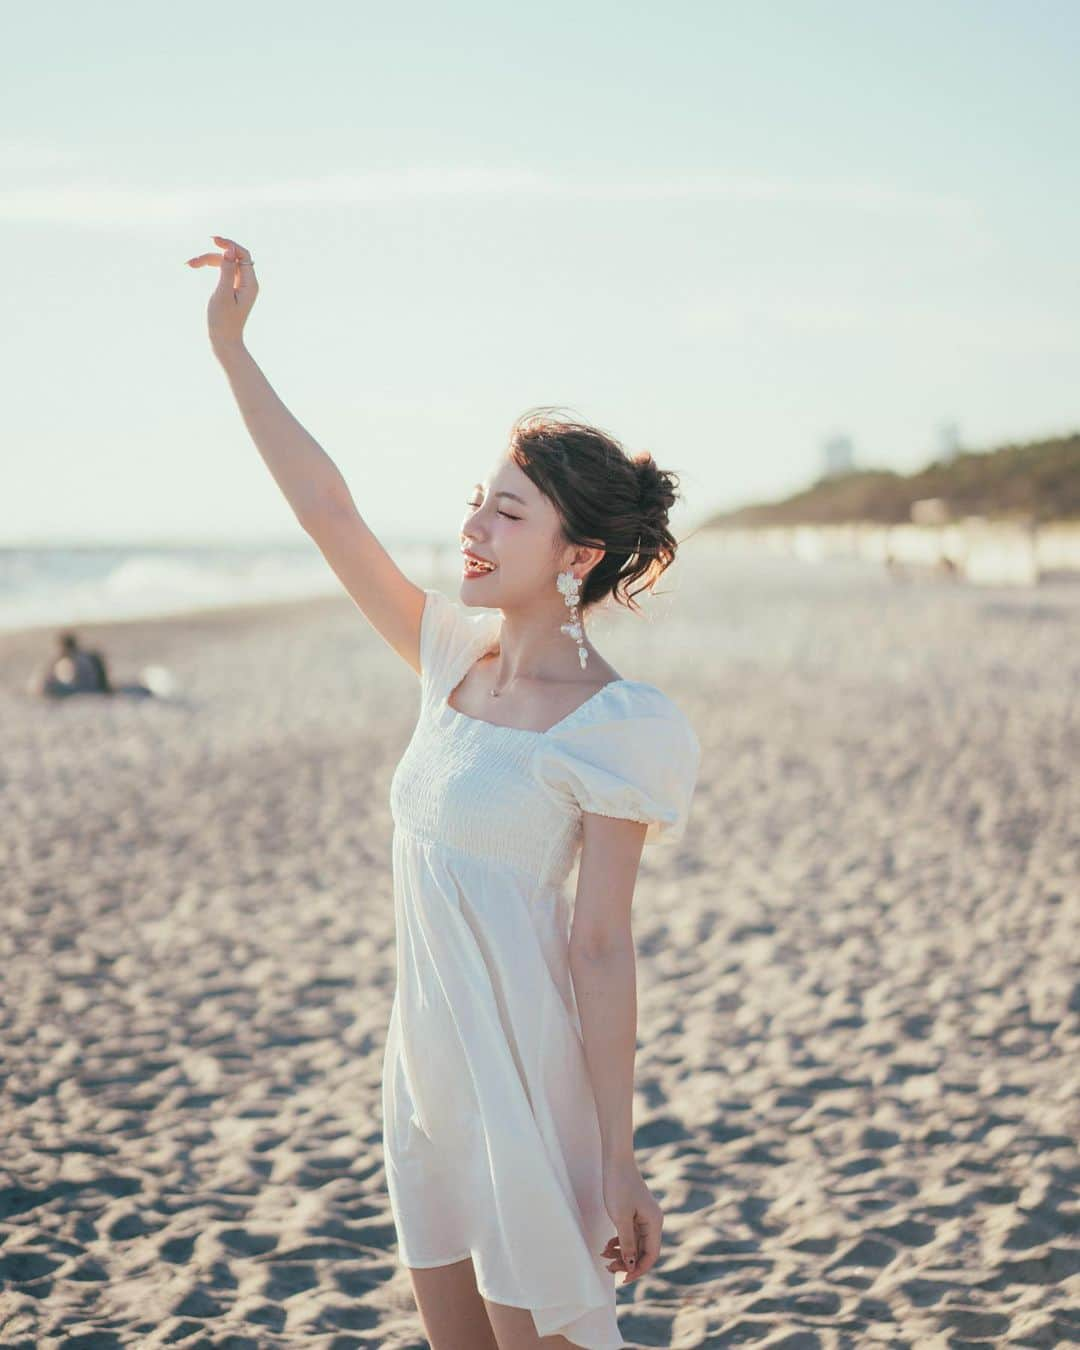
[[556, 569, 589, 669]]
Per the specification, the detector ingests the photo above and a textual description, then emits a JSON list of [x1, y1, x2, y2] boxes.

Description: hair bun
[[631, 450, 677, 526]]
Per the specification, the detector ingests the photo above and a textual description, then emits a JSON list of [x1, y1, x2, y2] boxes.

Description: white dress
[[382, 587, 702, 1349]]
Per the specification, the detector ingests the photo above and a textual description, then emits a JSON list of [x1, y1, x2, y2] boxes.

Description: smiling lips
[[462, 549, 497, 577]]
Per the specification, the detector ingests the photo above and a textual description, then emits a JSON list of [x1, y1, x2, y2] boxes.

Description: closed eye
[[465, 498, 521, 520]]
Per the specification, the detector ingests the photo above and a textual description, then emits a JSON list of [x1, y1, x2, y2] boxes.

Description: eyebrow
[[472, 482, 530, 506]]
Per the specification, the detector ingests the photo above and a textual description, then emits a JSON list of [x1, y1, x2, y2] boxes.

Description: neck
[[485, 603, 590, 690]]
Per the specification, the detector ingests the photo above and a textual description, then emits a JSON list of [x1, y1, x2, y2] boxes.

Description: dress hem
[[396, 1247, 627, 1349], [398, 1246, 473, 1269]]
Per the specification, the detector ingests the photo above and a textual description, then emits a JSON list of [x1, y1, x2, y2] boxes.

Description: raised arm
[[186, 234, 425, 674]]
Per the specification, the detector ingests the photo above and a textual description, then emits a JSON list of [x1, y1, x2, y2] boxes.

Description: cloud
[[0, 166, 976, 228]]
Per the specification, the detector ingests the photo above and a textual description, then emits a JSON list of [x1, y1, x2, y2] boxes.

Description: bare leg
[[482, 1298, 577, 1349], [407, 1255, 500, 1350]]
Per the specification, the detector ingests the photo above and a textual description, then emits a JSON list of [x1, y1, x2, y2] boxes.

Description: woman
[[187, 236, 702, 1350]]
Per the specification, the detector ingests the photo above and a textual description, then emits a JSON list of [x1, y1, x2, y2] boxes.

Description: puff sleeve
[[531, 684, 702, 847], [418, 587, 501, 703]]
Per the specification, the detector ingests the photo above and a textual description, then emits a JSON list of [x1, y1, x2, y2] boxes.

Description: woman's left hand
[[600, 1157, 664, 1284]]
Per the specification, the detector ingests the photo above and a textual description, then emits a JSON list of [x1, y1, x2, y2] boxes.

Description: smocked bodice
[[390, 701, 585, 887]]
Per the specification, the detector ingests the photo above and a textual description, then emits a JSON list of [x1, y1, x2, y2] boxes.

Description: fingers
[[632, 1216, 662, 1279], [615, 1222, 637, 1281], [213, 242, 238, 300], [212, 234, 251, 261], [184, 236, 255, 281], [210, 238, 257, 300], [602, 1219, 660, 1284], [601, 1236, 625, 1273], [602, 1236, 629, 1269]]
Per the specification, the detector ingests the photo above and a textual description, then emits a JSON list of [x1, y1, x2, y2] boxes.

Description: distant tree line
[[705, 432, 1080, 527]]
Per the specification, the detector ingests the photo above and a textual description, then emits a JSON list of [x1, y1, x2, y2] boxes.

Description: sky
[[3, 0, 1078, 547]]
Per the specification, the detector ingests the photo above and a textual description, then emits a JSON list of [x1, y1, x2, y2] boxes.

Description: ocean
[[0, 537, 452, 635]]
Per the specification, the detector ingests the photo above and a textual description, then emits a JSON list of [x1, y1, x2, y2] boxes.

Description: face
[[460, 455, 582, 608]]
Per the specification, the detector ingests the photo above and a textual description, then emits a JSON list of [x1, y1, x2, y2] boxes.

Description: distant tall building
[[937, 420, 962, 462], [821, 433, 855, 479]]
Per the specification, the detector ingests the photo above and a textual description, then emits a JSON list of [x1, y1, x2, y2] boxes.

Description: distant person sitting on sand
[[27, 632, 173, 701], [31, 631, 113, 698]]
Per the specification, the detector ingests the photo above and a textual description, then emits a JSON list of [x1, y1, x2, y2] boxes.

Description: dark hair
[[507, 406, 685, 615]]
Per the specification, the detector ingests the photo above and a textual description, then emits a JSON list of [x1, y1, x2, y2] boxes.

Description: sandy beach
[[2, 540, 1077, 1348]]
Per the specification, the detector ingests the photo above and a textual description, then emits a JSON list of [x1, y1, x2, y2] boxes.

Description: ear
[[574, 544, 606, 576]]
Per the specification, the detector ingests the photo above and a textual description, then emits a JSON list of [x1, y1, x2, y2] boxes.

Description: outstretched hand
[[186, 234, 258, 349]]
